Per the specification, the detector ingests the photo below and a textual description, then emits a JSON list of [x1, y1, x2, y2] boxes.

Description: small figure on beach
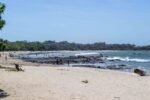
[[5, 55, 7, 61], [67, 60, 70, 66], [56, 58, 59, 64]]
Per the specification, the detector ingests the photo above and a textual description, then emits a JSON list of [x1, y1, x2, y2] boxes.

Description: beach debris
[[14, 63, 24, 71], [134, 69, 146, 76], [0, 89, 9, 98], [81, 80, 89, 84], [118, 64, 126, 67], [113, 96, 120, 100], [0, 65, 21, 72]]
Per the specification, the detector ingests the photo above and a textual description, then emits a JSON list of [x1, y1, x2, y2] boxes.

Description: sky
[[0, 0, 150, 45]]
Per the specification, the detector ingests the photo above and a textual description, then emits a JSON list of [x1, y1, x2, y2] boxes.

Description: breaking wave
[[75, 52, 99, 56], [107, 56, 150, 62]]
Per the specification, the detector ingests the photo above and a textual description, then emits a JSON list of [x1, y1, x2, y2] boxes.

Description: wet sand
[[0, 52, 150, 100]]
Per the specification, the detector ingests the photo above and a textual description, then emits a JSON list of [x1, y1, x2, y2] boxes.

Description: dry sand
[[0, 65, 150, 100], [0, 52, 150, 100]]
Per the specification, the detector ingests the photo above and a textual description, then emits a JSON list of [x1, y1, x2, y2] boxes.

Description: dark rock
[[99, 61, 105, 63], [118, 64, 126, 67], [108, 59, 121, 62], [14, 63, 24, 71], [134, 69, 146, 76], [0, 89, 9, 98], [107, 65, 129, 70], [107, 65, 117, 69], [109, 60, 116, 62]]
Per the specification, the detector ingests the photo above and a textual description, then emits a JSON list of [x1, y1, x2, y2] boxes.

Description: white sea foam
[[75, 52, 99, 56], [107, 56, 150, 62]]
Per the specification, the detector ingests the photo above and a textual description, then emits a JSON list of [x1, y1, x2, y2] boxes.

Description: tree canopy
[[0, 2, 5, 30], [0, 39, 148, 51]]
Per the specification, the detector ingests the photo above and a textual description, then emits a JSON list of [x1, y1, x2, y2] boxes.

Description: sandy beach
[[0, 52, 150, 100], [1, 0, 150, 99]]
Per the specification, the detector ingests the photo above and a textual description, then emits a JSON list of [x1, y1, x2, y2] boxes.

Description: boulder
[[134, 69, 146, 76]]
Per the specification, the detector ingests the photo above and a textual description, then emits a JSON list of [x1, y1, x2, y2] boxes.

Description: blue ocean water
[[100, 50, 150, 71], [19, 50, 150, 72]]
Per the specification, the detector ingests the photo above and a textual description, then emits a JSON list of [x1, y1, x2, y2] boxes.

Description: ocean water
[[101, 50, 150, 71], [19, 50, 150, 72]]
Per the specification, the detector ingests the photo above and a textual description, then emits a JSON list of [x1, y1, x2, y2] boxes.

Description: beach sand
[[0, 52, 150, 100], [0, 65, 150, 100]]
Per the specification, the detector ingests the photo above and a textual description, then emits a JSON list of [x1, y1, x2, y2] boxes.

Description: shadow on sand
[[0, 89, 9, 98]]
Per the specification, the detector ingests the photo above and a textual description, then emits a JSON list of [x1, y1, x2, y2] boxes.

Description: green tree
[[0, 3, 6, 51], [0, 2, 5, 30]]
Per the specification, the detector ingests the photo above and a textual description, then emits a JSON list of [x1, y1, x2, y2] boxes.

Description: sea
[[18, 50, 150, 73]]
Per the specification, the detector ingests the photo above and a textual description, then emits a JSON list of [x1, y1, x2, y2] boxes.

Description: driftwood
[[14, 63, 23, 71]]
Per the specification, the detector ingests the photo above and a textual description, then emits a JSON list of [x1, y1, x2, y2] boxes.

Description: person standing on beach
[[5, 53, 7, 61], [67, 60, 70, 66]]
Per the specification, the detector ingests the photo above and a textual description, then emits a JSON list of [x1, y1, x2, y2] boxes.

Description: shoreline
[[0, 51, 150, 100], [16, 51, 150, 74]]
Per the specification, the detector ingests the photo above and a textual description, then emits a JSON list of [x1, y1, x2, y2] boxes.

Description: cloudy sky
[[1, 0, 150, 45]]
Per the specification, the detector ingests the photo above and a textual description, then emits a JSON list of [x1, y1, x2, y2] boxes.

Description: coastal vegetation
[[0, 2, 6, 51], [0, 2, 5, 30], [0, 39, 149, 51]]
